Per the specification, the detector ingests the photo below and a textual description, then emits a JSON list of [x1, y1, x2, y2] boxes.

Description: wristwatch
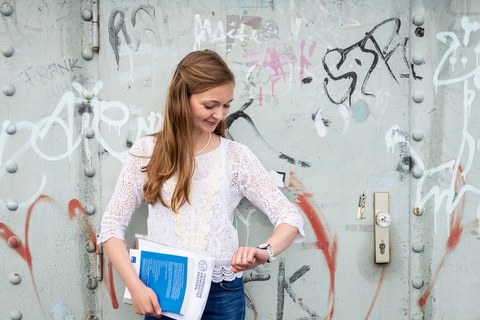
[[257, 243, 276, 263]]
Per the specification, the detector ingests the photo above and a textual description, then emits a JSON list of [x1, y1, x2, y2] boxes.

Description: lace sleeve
[[98, 137, 152, 244], [237, 144, 305, 243]]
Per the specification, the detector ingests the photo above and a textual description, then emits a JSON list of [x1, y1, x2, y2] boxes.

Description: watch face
[[257, 243, 268, 249]]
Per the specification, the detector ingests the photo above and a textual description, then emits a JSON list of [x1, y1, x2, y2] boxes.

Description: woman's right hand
[[130, 283, 162, 318]]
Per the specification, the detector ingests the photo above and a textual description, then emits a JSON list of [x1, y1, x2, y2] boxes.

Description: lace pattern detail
[[98, 136, 305, 283]]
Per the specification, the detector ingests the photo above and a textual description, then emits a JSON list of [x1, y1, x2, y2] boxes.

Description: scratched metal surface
[[0, 0, 479, 319]]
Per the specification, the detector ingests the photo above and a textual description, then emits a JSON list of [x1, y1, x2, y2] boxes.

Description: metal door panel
[[1, 1, 480, 319]]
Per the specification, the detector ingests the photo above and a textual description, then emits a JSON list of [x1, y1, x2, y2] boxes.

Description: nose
[[212, 107, 224, 120]]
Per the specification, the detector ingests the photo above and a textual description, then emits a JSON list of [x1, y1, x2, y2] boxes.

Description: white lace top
[[98, 136, 305, 282]]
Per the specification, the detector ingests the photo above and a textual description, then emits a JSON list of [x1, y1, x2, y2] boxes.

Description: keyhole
[[379, 243, 386, 254]]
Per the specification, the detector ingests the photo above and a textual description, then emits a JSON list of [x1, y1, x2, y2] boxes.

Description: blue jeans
[[145, 277, 245, 320]]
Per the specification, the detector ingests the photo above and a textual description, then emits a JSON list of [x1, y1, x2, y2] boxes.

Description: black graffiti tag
[[108, 5, 159, 69], [276, 259, 317, 319], [322, 18, 409, 106]]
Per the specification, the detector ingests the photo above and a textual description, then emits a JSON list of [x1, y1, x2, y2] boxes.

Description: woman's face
[[188, 82, 234, 136]]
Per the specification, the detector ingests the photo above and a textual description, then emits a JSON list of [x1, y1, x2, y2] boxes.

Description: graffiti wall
[[0, 0, 479, 319]]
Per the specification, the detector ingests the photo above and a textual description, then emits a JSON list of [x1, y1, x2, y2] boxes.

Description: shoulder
[[223, 138, 258, 161], [128, 135, 156, 159]]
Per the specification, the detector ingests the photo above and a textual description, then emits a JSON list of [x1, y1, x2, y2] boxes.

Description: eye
[[204, 105, 215, 110], [224, 104, 231, 109]]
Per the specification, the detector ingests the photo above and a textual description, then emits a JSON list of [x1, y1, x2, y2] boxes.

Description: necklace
[[194, 132, 211, 156]]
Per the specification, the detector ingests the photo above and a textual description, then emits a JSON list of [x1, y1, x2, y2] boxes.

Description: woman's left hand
[[230, 246, 269, 273]]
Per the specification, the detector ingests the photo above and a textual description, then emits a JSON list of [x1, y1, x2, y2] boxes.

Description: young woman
[[98, 50, 305, 319]]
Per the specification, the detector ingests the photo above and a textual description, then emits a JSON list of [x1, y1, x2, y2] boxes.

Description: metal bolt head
[[412, 53, 425, 65], [9, 273, 22, 285], [412, 242, 424, 253], [412, 14, 425, 26], [6, 123, 17, 134], [412, 130, 424, 142], [0, 3, 13, 16], [82, 48, 94, 61], [412, 278, 424, 289], [86, 276, 98, 290], [2, 45, 14, 57], [3, 83, 16, 96], [9, 310, 22, 320], [6, 200, 19, 211], [84, 166, 96, 178], [412, 167, 424, 179], [84, 127, 95, 139], [8, 236, 21, 248], [412, 92, 424, 103], [81, 9, 93, 21], [413, 206, 425, 216], [5, 161, 18, 173], [86, 241, 96, 253], [85, 204, 96, 215]]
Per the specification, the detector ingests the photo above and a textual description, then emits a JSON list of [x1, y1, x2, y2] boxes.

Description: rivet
[[412, 14, 424, 26], [412, 53, 425, 65], [82, 48, 94, 61], [85, 204, 96, 215], [84, 127, 95, 139], [412, 130, 424, 141], [7, 236, 21, 248], [412, 92, 424, 103], [6, 123, 17, 134], [3, 84, 16, 96], [81, 9, 93, 21], [412, 278, 424, 289], [0, 3, 13, 16], [413, 206, 425, 216], [6, 200, 19, 211], [9, 310, 22, 320], [82, 90, 94, 100], [412, 242, 424, 253], [9, 273, 22, 285], [86, 240, 96, 253], [85, 313, 99, 320], [86, 276, 98, 290], [5, 161, 18, 173], [84, 166, 96, 177], [412, 167, 424, 178], [2, 45, 14, 57]]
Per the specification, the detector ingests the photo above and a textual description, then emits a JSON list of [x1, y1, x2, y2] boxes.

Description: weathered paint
[[1, 1, 479, 319]]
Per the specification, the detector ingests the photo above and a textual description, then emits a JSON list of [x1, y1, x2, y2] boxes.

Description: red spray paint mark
[[0, 195, 52, 314], [107, 260, 120, 309], [289, 173, 337, 319], [364, 266, 387, 320], [68, 199, 119, 309], [417, 165, 476, 308], [68, 199, 96, 244]]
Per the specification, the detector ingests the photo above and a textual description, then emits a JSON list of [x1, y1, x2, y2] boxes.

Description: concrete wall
[[1, 1, 479, 319]]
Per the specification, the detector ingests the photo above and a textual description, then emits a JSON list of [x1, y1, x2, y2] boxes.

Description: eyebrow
[[203, 98, 234, 104]]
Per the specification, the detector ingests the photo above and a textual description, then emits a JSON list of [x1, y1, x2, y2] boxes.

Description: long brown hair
[[143, 50, 235, 212]]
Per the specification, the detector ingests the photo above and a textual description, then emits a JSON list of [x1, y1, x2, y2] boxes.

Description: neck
[[194, 132, 212, 156]]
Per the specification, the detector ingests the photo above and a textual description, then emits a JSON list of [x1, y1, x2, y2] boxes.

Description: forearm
[[265, 223, 299, 257], [103, 237, 144, 292]]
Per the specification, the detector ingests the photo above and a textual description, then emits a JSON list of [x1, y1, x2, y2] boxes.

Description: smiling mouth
[[205, 120, 217, 126]]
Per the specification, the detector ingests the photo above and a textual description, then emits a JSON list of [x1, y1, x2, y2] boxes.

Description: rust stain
[[289, 172, 337, 319]]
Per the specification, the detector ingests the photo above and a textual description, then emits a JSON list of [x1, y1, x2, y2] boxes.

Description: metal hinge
[[92, 0, 99, 52]]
